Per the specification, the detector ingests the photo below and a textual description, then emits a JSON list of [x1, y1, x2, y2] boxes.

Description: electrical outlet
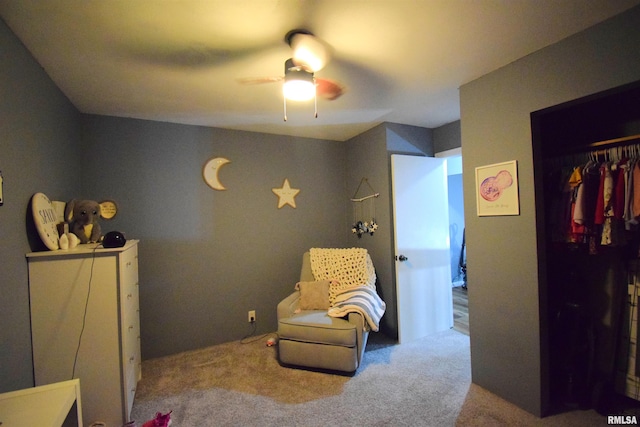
[[248, 310, 256, 323]]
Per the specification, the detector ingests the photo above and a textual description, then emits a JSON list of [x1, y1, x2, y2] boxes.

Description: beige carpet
[[132, 329, 471, 426], [131, 329, 619, 426], [134, 333, 351, 405]]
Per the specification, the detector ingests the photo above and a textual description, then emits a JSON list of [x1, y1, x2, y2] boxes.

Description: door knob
[[396, 255, 408, 262]]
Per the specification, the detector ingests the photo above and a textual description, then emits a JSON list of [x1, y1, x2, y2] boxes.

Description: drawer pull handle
[[128, 325, 134, 331], [129, 356, 135, 363], [127, 293, 133, 299]]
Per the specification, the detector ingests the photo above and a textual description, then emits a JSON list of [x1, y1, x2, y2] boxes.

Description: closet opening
[[532, 80, 640, 416]]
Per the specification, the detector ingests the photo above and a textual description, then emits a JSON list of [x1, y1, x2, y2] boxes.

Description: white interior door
[[391, 154, 453, 343]]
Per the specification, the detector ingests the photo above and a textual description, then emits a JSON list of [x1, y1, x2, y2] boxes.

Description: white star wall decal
[[272, 178, 300, 209]]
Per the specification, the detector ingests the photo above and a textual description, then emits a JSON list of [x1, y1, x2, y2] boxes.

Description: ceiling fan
[[237, 29, 345, 120]]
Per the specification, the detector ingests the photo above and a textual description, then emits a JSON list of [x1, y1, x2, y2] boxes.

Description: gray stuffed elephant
[[64, 199, 103, 244]]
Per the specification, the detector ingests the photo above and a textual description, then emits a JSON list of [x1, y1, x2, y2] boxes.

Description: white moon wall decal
[[203, 157, 230, 190]]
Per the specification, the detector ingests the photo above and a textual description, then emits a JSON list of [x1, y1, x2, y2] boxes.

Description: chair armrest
[[277, 291, 301, 320], [348, 312, 367, 334], [348, 312, 369, 365]]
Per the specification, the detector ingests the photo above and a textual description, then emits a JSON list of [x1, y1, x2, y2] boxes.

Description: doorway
[[437, 149, 468, 335]]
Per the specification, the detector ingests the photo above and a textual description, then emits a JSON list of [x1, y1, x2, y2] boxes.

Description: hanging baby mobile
[[351, 177, 379, 237]]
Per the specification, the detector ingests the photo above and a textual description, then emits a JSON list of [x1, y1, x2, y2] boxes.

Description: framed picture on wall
[[475, 160, 519, 216]]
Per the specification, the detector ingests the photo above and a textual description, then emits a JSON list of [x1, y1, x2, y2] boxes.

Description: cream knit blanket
[[309, 248, 376, 305]]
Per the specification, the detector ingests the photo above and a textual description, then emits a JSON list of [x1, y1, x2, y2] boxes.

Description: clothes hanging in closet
[[545, 137, 640, 408], [546, 150, 640, 253]]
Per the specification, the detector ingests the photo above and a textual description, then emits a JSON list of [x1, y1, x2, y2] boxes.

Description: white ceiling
[[1, 1, 639, 141]]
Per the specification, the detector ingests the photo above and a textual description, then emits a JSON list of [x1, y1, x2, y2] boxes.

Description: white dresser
[[27, 240, 141, 427]]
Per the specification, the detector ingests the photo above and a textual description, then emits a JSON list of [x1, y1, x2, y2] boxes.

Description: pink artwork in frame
[[475, 160, 519, 216]]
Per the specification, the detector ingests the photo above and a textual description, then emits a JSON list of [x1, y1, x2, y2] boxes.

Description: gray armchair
[[276, 252, 370, 373]]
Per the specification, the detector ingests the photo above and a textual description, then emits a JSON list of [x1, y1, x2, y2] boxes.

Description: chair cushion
[[278, 310, 356, 347]]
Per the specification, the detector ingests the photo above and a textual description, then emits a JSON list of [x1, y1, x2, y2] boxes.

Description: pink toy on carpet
[[141, 411, 172, 427]]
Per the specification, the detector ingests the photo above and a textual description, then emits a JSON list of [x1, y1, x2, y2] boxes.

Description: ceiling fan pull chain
[[283, 97, 288, 122], [314, 91, 318, 118]]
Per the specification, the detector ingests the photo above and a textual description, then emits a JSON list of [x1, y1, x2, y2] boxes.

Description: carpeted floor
[[131, 328, 614, 426], [131, 329, 471, 426]]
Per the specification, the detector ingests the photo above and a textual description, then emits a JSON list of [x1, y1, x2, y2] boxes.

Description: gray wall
[[0, 18, 82, 392], [80, 115, 350, 358], [345, 125, 394, 336], [460, 5, 640, 416], [386, 122, 434, 156], [434, 120, 461, 154]]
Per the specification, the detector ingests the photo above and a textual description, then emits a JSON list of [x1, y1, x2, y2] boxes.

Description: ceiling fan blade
[[288, 32, 332, 72], [236, 76, 284, 85], [237, 75, 344, 101], [316, 78, 345, 100]]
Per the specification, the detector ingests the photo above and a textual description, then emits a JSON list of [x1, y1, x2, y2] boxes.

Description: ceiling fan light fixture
[[283, 58, 316, 101], [283, 79, 316, 101]]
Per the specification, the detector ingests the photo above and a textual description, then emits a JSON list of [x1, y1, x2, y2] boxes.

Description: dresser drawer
[[123, 323, 141, 396], [123, 358, 139, 419], [121, 283, 139, 327], [120, 246, 139, 286], [123, 312, 140, 353]]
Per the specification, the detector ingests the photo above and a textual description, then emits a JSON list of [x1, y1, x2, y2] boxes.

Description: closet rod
[[547, 133, 640, 158], [586, 133, 640, 149]]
